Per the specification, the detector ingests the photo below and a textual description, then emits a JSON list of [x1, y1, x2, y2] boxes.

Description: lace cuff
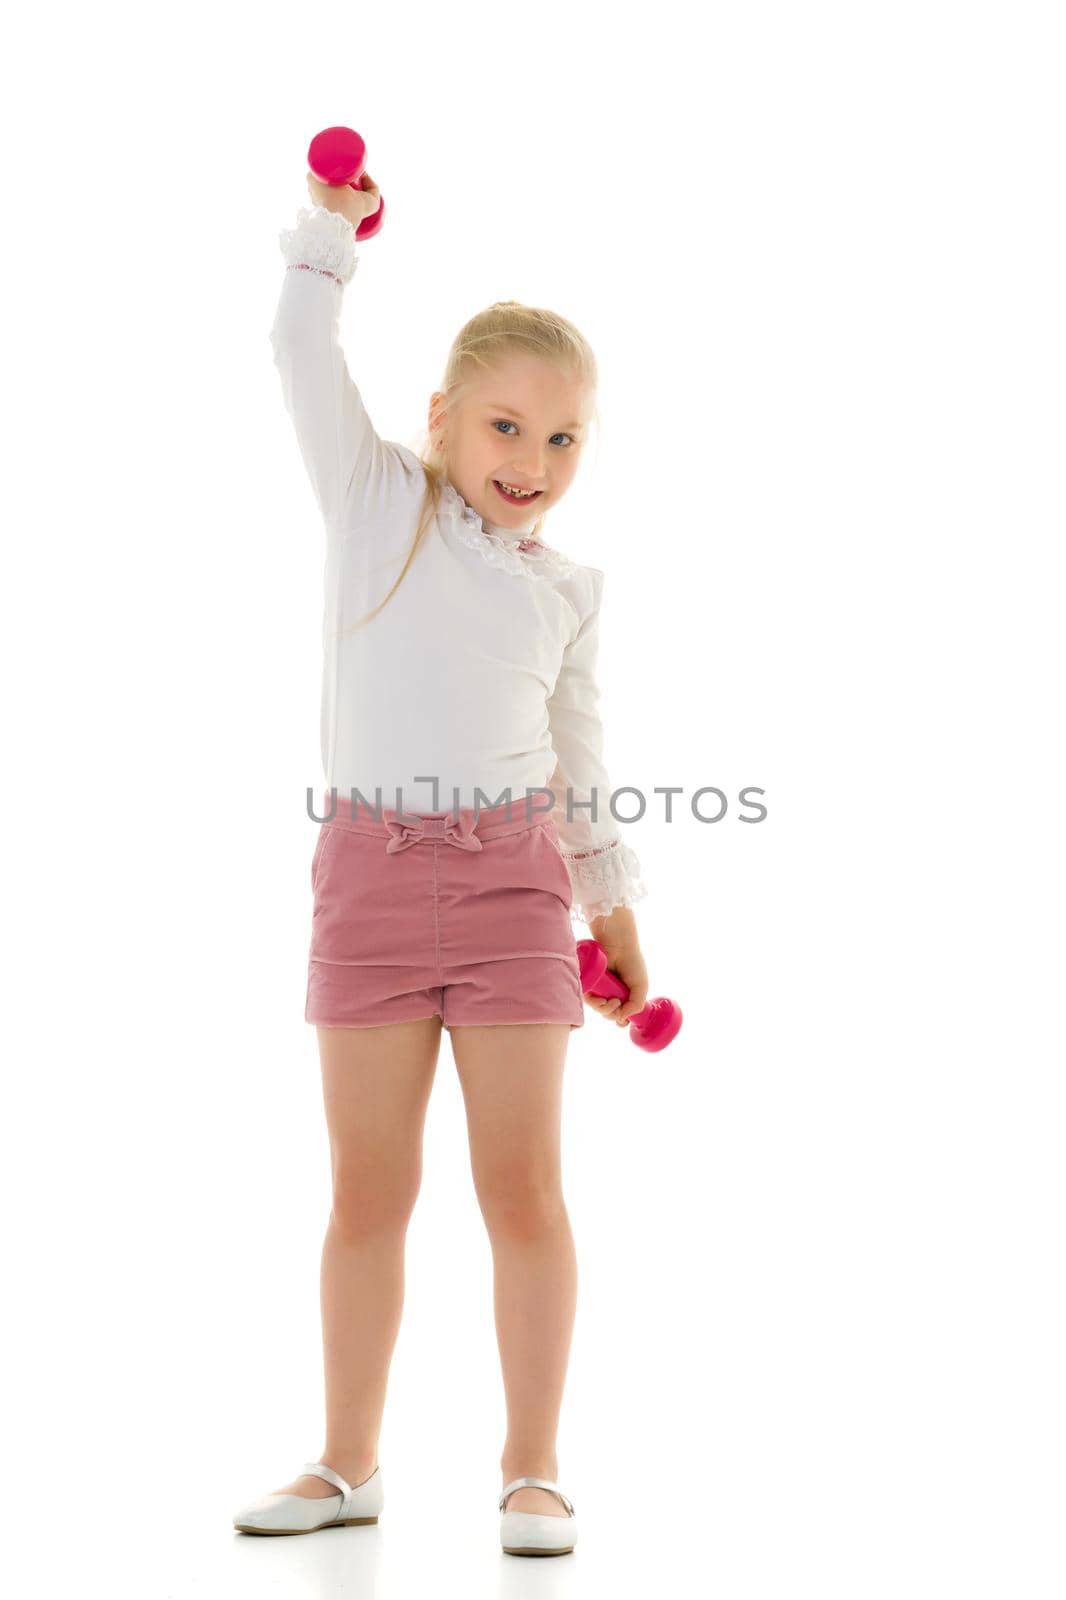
[[562, 836, 648, 926], [278, 206, 359, 285]]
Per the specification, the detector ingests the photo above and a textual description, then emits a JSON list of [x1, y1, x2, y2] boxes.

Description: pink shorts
[[305, 794, 585, 1030]]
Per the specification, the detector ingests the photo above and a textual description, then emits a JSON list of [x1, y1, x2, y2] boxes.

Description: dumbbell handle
[[585, 962, 629, 1003]]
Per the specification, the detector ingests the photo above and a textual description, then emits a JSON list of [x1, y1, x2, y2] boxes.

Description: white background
[[3, 1, 1063, 1595]]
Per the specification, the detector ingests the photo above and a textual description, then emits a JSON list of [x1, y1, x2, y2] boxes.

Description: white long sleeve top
[[269, 205, 646, 925]]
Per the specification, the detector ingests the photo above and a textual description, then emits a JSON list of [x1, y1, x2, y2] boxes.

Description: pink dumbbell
[[307, 125, 386, 241], [576, 939, 683, 1052]]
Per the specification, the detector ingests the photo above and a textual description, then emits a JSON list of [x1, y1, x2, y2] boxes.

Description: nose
[[513, 446, 546, 483]]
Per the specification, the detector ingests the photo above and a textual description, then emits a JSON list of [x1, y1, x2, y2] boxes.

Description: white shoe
[[233, 1462, 383, 1535], [499, 1476, 578, 1556]]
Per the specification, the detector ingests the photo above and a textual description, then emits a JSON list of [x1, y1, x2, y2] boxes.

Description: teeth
[[497, 481, 539, 498]]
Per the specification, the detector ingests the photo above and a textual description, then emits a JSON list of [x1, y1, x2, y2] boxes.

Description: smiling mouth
[[493, 480, 544, 502]]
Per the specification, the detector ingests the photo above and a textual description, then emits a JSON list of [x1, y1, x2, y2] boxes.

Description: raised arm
[[268, 204, 414, 540], [546, 570, 648, 926]]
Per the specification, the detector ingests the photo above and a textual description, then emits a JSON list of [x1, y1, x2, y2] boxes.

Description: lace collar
[[438, 480, 579, 580]]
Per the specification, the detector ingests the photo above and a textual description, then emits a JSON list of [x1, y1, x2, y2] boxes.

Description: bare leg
[[450, 1021, 576, 1518], [273, 1016, 443, 1498]]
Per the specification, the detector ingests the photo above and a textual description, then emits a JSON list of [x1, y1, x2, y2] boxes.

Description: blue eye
[[493, 420, 574, 446]]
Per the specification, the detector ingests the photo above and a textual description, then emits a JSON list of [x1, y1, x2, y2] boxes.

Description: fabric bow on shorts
[[384, 811, 484, 853]]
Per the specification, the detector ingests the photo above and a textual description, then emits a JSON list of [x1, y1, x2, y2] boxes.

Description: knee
[[330, 1166, 421, 1240], [476, 1170, 567, 1242]]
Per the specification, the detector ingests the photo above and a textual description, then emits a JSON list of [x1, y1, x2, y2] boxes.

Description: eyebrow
[[484, 403, 586, 431]]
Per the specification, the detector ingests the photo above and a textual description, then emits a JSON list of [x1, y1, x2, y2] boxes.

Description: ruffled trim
[[438, 480, 580, 581], [562, 837, 648, 925], [278, 206, 359, 285]]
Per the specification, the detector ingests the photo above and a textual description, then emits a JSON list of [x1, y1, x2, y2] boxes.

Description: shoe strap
[[300, 1461, 355, 1515], [499, 1475, 574, 1514]]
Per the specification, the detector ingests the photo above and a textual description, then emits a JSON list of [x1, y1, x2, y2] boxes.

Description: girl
[[232, 169, 650, 1557]]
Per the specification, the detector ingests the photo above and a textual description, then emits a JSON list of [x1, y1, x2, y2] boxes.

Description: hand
[[306, 168, 381, 230], [582, 942, 649, 1027]]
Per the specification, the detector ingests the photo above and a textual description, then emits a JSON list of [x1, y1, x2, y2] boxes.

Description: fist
[[306, 169, 381, 230], [582, 945, 649, 1027]]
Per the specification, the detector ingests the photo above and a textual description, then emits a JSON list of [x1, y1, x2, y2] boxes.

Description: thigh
[[450, 1023, 572, 1196], [318, 1018, 444, 1203]]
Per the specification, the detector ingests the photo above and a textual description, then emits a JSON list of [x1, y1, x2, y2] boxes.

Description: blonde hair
[[337, 299, 599, 635]]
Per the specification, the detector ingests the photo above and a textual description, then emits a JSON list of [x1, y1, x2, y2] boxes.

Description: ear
[[427, 390, 447, 435]]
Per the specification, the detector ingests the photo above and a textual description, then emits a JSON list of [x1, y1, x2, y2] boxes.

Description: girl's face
[[431, 353, 593, 529]]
